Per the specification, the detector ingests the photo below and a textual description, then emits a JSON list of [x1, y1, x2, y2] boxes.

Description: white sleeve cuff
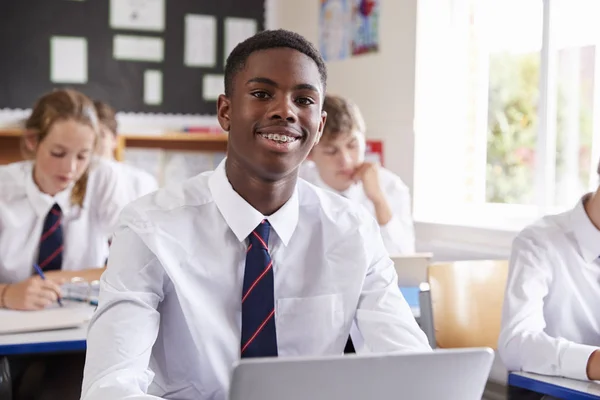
[[560, 342, 598, 380]]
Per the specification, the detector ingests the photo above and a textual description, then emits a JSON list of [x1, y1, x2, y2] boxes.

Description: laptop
[[229, 347, 494, 400]]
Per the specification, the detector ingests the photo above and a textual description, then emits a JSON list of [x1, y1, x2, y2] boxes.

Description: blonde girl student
[[0, 89, 127, 310], [0, 89, 128, 399]]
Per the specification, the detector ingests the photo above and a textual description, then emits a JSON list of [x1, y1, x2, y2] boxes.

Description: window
[[414, 0, 600, 229]]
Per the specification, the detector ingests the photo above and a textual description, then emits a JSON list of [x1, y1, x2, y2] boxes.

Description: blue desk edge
[[0, 339, 86, 356], [509, 373, 600, 400]]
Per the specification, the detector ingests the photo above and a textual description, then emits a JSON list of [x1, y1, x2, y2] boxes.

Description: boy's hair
[[321, 94, 366, 140], [93, 100, 118, 135], [224, 29, 327, 97]]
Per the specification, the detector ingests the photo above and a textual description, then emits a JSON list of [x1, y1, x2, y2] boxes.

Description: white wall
[[267, 0, 418, 194]]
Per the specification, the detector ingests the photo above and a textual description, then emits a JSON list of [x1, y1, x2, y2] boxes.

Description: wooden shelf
[[0, 129, 228, 164]]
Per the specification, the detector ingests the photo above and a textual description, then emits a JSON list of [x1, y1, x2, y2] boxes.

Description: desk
[[509, 372, 600, 399], [0, 325, 87, 356]]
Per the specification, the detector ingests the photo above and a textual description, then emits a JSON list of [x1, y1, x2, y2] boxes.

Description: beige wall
[[266, 0, 419, 192]]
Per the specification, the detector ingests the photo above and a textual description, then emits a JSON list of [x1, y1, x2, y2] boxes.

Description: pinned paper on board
[[224, 18, 257, 63], [113, 35, 164, 62], [203, 74, 224, 101], [50, 36, 88, 84], [144, 70, 163, 105], [184, 14, 217, 68], [110, 0, 165, 32]]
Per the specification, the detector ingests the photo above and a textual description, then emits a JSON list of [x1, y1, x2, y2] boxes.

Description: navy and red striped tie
[[37, 203, 63, 271], [241, 220, 278, 358]]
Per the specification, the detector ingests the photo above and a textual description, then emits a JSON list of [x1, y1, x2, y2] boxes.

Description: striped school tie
[[241, 220, 278, 358], [37, 203, 63, 271]]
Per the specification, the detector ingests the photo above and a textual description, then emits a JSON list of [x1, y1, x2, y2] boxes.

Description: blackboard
[[0, 0, 264, 115]]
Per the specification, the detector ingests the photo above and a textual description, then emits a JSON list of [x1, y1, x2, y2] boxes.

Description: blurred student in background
[[300, 94, 415, 255], [0, 89, 128, 399], [94, 100, 158, 201]]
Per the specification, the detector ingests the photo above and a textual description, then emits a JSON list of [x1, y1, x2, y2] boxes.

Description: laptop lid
[[229, 347, 494, 400]]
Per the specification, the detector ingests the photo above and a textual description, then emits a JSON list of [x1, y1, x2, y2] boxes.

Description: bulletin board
[[0, 0, 264, 115]]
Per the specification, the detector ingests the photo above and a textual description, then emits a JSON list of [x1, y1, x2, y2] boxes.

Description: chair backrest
[[391, 253, 433, 287], [427, 260, 508, 349]]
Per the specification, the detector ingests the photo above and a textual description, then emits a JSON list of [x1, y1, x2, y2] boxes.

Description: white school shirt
[[0, 159, 128, 283], [110, 161, 159, 203], [498, 195, 600, 381], [81, 159, 430, 400], [299, 161, 415, 255]]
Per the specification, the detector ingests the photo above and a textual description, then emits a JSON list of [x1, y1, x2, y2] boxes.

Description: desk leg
[[0, 356, 12, 399]]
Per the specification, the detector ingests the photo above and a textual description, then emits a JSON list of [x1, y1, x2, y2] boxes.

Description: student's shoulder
[[115, 162, 157, 184], [513, 210, 570, 252], [297, 178, 374, 231], [0, 161, 31, 198], [378, 167, 409, 193], [119, 170, 214, 224]]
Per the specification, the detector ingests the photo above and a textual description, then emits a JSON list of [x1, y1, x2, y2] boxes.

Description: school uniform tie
[[241, 220, 278, 358], [37, 203, 63, 271]]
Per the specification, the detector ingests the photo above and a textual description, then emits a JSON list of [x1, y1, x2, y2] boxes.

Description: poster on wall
[[320, 0, 380, 61], [352, 0, 380, 55], [319, 0, 351, 61]]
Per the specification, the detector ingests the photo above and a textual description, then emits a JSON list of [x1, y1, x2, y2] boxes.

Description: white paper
[[184, 14, 216, 68], [224, 18, 258, 63], [144, 70, 162, 105], [113, 35, 164, 62], [50, 36, 88, 84], [0, 302, 95, 334], [203, 74, 224, 101], [110, 0, 165, 31]]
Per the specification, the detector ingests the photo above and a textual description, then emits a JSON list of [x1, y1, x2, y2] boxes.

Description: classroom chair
[[425, 259, 508, 349]]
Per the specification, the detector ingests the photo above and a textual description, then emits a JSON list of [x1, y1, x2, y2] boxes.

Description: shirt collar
[[569, 194, 600, 263], [208, 159, 299, 246], [24, 161, 73, 218]]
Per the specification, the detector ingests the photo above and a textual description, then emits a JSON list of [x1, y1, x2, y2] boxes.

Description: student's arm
[[498, 235, 599, 380], [376, 178, 415, 255], [81, 208, 168, 400], [355, 164, 415, 255], [355, 217, 431, 352]]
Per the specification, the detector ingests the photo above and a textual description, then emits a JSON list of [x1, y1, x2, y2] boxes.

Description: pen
[[33, 264, 64, 307]]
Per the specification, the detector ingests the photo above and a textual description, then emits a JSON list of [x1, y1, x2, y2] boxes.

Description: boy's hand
[[352, 162, 385, 203]]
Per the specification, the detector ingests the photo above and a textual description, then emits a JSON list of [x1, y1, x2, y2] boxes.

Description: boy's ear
[[23, 130, 39, 153], [315, 110, 327, 146], [217, 94, 231, 132]]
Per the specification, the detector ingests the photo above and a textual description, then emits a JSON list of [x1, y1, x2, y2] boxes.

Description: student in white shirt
[[0, 89, 127, 399], [94, 100, 158, 201], [498, 169, 600, 394], [300, 94, 415, 255], [81, 29, 430, 400]]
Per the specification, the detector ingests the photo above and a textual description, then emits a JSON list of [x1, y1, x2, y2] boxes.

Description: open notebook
[[0, 301, 95, 335]]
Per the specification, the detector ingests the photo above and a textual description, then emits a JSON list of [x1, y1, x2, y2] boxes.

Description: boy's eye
[[251, 91, 270, 99], [50, 152, 65, 158], [296, 97, 315, 106]]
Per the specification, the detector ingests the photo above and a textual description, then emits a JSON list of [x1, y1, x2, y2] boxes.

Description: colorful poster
[[352, 0, 380, 55], [320, 0, 380, 61], [319, 0, 352, 62]]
